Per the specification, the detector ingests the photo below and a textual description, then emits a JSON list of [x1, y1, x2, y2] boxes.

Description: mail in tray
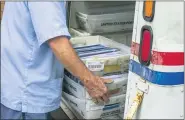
[[63, 70, 128, 99], [62, 89, 125, 119], [74, 44, 130, 76]]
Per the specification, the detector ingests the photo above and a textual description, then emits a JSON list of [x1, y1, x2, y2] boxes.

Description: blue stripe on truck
[[129, 59, 184, 85]]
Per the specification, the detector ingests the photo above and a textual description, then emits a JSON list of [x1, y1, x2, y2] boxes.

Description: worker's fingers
[[95, 77, 108, 92], [97, 98, 104, 103], [84, 76, 111, 101], [105, 92, 110, 99], [103, 79, 114, 84], [96, 90, 109, 103], [97, 78, 113, 95], [101, 95, 109, 103], [89, 89, 110, 103], [93, 96, 106, 104]]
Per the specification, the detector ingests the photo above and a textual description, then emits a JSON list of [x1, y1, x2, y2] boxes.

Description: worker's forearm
[[48, 36, 93, 82], [48, 36, 109, 101]]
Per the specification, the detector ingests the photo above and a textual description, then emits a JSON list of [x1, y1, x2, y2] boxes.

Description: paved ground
[[50, 108, 70, 120]]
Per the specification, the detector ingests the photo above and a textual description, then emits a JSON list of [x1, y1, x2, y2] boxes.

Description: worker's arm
[[48, 36, 109, 102], [28, 2, 109, 102], [48, 36, 92, 82]]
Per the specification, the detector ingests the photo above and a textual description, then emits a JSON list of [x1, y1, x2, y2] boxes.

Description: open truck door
[[124, 1, 184, 119]]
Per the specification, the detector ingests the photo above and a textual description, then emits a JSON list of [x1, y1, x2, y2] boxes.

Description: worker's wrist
[[79, 70, 95, 84]]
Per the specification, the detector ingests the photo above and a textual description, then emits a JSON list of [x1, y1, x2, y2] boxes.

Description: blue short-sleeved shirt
[[1, 2, 70, 113]]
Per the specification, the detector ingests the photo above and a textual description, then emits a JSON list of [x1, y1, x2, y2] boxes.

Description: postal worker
[[1, 2, 110, 119]]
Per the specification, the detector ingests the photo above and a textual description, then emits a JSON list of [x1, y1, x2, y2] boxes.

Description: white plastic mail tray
[[76, 10, 134, 34], [62, 91, 125, 119], [70, 35, 131, 76], [69, 28, 132, 47], [82, 3, 135, 15], [63, 71, 128, 99]]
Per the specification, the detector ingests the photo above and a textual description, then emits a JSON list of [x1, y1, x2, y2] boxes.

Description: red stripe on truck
[[131, 42, 184, 66]]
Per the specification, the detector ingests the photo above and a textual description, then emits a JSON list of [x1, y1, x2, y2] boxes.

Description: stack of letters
[[62, 43, 130, 119]]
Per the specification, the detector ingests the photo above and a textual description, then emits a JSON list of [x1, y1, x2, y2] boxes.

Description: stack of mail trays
[[62, 36, 130, 119]]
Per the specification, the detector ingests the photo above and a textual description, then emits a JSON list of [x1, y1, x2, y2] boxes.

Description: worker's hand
[[83, 75, 112, 103]]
